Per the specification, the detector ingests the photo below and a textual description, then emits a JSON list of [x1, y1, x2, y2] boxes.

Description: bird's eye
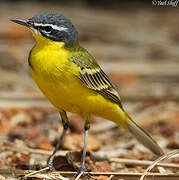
[[43, 26, 52, 32]]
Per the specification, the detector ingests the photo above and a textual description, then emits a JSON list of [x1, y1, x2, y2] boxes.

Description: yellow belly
[[29, 41, 127, 127], [31, 68, 123, 118]]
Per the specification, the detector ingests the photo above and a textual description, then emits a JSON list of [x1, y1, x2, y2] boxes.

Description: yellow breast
[[28, 33, 127, 127], [29, 36, 81, 111]]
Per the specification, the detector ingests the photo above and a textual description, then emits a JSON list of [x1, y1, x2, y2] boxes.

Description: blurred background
[[0, 0, 179, 177], [1, 0, 179, 101]]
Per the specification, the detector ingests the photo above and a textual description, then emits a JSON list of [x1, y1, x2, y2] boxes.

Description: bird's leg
[[47, 110, 69, 169], [75, 115, 90, 178]]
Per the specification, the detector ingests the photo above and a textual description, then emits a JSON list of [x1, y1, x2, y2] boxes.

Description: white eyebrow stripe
[[33, 23, 68, 32]]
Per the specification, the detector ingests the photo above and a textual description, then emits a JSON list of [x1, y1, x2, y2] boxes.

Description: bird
[[11, 13, 164, 176]]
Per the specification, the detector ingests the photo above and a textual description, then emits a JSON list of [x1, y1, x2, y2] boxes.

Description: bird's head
[[11, 13, 78, 45]]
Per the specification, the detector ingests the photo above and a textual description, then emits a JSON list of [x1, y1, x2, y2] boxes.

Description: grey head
[[11, 13, 78, 44]]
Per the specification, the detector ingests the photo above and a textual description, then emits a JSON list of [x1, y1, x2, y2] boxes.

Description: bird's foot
[[23, 157, 56, 179], [47, 158, 56, 171], [74, 166, 88, 180]]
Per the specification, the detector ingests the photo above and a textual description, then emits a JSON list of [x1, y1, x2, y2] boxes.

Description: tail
[[125, 113, 164, 156]]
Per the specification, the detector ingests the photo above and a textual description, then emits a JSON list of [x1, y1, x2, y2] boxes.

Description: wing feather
[[79, 68, 123, 109], [70, 46, 123, 109]]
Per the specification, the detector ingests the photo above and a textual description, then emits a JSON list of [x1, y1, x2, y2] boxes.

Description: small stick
[[0, 169, 178, 180], [24, 166, 50, 178], [110, 158, 179, 169], [2, 142, 179, 170], [107, 175, 114, 180]]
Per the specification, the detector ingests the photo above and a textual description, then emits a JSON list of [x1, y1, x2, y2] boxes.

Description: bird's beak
[[10, 19, 30, 27]]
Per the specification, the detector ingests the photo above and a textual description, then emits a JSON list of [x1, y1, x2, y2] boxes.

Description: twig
[[107, 175, 114, 180], [140, 150, 179, 180], [2, 141, 179, 170], [24, 166, 50, 178], [0, 141, 68, 156], [0, 169, 179, 180], [110, 158, 179, 169]]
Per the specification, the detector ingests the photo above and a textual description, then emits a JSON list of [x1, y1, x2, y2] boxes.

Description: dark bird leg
[[75, 115, 90, 178], [47, 110, 69, 169]]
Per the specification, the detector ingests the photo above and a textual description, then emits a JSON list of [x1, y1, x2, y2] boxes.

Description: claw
[[47, 158, 56, 171], [74, 166, 88, 179]]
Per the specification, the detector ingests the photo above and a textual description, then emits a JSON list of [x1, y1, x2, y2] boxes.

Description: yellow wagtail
[[11, 13, 164, 176]]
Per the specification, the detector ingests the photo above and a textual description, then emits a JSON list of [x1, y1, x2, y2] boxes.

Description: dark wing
[[71, 45, 123, 109], [79, 67, 123, 109]]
